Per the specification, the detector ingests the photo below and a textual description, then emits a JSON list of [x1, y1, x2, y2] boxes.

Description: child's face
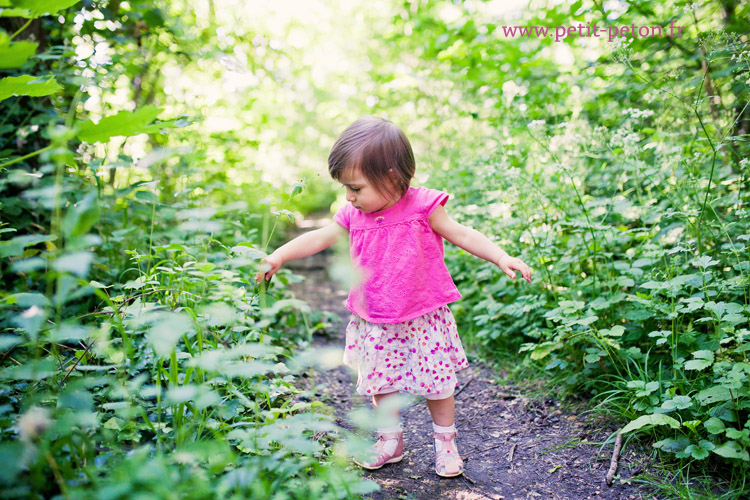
[[338, 167, 399, 214]]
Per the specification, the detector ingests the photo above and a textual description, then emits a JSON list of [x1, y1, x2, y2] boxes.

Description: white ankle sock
[[432, 422, 457, 453]]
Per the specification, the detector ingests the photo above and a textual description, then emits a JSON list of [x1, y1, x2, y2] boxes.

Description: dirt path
[[285, 221, 651, 500]]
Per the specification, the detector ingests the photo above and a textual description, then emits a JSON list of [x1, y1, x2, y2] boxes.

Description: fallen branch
[[508, 443, 517, 462], [605, 433, 623, 487]]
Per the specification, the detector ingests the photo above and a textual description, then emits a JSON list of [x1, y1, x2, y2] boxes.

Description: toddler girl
[[255, 116, 532, 478]]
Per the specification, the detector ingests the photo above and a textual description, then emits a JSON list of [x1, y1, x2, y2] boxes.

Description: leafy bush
[[0, 2, 375, 498]]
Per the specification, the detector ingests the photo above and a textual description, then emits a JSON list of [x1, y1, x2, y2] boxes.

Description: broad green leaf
[[200, 302, 237, 327], [12, 305, 46, 340], [230, 244, 267, 259], [0, 40, 37, 69], [147, 312, 194, 357], [685, 350, 714, 371], [693, 255, 720, 268], [705, 417, 726, 434], [653, 436, 690, 453], [576, 315, 598, 326], [0, 335, 21, 352], [48, 323, 91, 342], [76, 105, 162, 143], [602, 325, 625, 337], [53, 251, 94, 277], [696, 386, 733, 405], [0, 234, 55, 259], [712, 441, 750, 461], [10, 0, 80, 17], [529, 342, 557, 360], [62, 191, 100, 239], [0, 75, 61, 101], [620, 414, 680, 434], [661, 395, 692, 411], [7, 292, 49, 307]]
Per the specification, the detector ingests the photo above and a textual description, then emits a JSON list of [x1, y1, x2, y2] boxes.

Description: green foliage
[[0, 2, 377, 499], [369, 0, 750, 494]]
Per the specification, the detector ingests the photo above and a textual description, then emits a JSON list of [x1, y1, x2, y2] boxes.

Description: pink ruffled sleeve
[[420, 187, 450, 217], [333, 203, 352, 229]]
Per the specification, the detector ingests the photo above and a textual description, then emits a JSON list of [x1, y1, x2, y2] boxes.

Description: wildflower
[[528, 119, 546, 130], [18, 407, 51, 443]]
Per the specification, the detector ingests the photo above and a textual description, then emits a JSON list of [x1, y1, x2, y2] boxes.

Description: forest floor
[[284, 218, 654, 500]]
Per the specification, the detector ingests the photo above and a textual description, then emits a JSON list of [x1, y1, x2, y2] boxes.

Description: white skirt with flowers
[[342, 304, 469, 400]]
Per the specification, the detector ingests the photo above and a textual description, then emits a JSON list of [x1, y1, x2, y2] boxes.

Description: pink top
[[332, 185, 462, 324]]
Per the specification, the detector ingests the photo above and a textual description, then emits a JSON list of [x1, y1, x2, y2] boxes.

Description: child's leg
[[353, 391, 404, 469], [372, 390, 402, 432], [426, 394, 464, 477], [426, 394, 454, 426]]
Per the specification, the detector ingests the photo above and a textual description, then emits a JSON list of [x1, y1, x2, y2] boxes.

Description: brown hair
[[328, 116, 415, 202]]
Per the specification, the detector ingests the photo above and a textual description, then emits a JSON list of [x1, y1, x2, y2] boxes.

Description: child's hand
[[497, 255, 532, 284], [255, 253, 283, 284]]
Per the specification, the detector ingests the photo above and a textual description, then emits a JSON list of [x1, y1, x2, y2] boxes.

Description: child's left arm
[[429, 205, 532, 283]]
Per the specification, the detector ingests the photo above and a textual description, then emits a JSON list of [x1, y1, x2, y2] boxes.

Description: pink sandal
[[434, 430, 464, 477], [353, 431, 404, 470]]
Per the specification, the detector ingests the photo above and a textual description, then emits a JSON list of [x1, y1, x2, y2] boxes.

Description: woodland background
[[0, 0, 748, 498]]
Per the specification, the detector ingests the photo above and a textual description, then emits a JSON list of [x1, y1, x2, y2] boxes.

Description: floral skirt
[[342, 304, 469, 400]]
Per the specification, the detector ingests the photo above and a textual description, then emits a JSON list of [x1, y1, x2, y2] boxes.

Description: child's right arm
[[254, 222, 348, 283]]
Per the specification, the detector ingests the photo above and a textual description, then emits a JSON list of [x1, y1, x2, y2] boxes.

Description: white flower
[[18, 407, 51, 443], [528, 120, 546, 130]]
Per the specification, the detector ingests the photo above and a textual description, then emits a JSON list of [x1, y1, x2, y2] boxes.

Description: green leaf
[[530, 342, 558, 361], [76, 105, 162, 143], [602, 325, 625, 337], [10, 0, 80, 17], [62, 191, 100, 239], [576, 315, 598, 326], [0, 234, 55, 259], [0, 40, 38, 69], [0, 335, 21, 352], [621, 414, 680, 434], [0, 75, 61, 101], [53, 251, 94, 277], [685, 350, 714, 371], [705, 417, 726, 434], [696, 386, 733, 405], [147, 312, 194, 358], [661, 395, 693, 411], [199, 302, 237, 327], [712, 441, 750, 461]]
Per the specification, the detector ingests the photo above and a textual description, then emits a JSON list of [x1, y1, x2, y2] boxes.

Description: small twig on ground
[[605, 433, 623, 487], [454, 376, 475, 398], [508, 443, 517, 462], [462, 473, 476, 485]]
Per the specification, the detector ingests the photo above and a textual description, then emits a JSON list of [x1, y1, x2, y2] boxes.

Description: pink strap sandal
[[353, 431, 404, 470], [434, 430, 464, 477]]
